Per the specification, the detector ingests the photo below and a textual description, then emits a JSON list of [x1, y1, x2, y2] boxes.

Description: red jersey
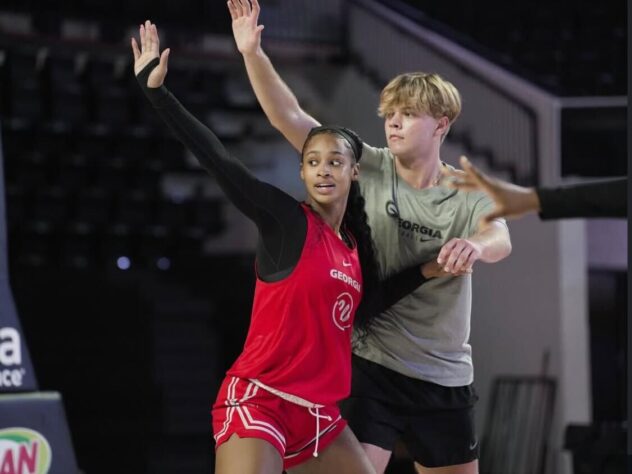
[[227, 204, 363, 406]]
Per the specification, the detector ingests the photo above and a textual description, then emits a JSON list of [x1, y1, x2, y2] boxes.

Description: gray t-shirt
[[354, 144, 500, 387]]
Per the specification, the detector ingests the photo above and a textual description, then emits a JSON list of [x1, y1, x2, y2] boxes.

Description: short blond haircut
[[378, 73, 462, 130]]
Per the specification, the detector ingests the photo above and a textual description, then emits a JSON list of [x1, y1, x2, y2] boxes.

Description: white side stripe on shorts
[[214, 377, 286, 450], [214, 377, 239, 442]]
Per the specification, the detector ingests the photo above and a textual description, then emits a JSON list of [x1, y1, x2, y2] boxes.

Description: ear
[[435, 116, 450, 136], [351, 162, 360, 181], [299, 162, 305, 182]]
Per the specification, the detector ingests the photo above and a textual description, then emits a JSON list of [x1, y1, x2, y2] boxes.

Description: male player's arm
[[228, 0, 319, 152], [437, 215, 512, 274]]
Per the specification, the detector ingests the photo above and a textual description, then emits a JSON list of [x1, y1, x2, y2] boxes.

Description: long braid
[[342, 181, 382, 341]]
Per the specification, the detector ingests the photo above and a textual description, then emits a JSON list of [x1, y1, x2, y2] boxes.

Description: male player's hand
[[228, 0, 265, 56], [436, 238, 482, 275]]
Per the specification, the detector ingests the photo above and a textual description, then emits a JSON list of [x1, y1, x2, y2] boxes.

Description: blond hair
[[378, 73, 462, 136]]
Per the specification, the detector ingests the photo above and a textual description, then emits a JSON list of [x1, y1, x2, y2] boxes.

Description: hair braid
[[342, 181, 382, 341]]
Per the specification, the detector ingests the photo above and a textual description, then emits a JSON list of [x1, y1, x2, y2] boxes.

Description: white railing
[[347, 0, 555, 185]]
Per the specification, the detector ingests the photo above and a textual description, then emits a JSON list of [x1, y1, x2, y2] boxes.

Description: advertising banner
[[0, 127, 38, 392], [0, 392, 79, 474]]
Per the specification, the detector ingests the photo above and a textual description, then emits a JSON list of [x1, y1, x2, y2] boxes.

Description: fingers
[[139, 23, 146, 51], [251, 0, 261, 20], [241, 0, 252, 16], [436, 238, 456, 266], [227, 0, 237, 20], [235, 0, 249, 17], [152, 22, 160, 50], [444, 245, 472, 273], [437, 238, 479, 274], [131, 37, 140, 61], [440, 165, 461, 178], [453, 248, 476, 273], [146, 20, 153, 51], [424, 253, 473, 278], [445, 178, 480, 191], [146, 21, 155, 51], [452, 266, 473, 276], [439, 160, 478, 190], [139, 20, 160, 55], [460, 156, 491, 191], [159, 48, 170, 70]]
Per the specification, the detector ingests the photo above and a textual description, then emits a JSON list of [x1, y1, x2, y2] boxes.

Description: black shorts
[[340, 355, 479, 468]]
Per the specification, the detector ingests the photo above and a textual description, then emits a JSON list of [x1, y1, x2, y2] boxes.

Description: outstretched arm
[[537, 179, 627, 219], [132, 21, 308, 280], [131, 20, 299, 223], [228, 0, 319, 152], [379, 259, 471, 312], [354, 259, 471, 326], [443, 156, 627, 220]]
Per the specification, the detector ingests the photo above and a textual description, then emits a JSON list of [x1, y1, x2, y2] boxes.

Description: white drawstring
[[308, 407, 332, 457], [249, 379, 334, 458]]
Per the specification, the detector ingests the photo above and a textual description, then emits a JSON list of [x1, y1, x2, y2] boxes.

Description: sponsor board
[[0, 328, 26, 389], [0, 427, 51, 474]]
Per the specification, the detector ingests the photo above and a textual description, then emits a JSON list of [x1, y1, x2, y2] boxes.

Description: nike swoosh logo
[[342, 260, 352, 267], [469, 440, 478, 450]]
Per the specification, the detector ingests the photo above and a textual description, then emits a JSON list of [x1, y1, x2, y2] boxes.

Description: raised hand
[[227, 0, 265, 56], [131, 20, 170, 88], [442, 156, 541, 223]]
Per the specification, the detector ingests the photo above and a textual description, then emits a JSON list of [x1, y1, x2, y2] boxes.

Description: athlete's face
[[383, 106, 449, 160], [300, 133, 359, 208]]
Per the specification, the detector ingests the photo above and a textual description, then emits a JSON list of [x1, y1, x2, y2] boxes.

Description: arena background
[[0, 1, 627, 473]]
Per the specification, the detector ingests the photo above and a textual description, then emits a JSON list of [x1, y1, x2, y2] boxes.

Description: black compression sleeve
[[537, 178, 627, 219], [355, 264, 430, 323], [380, 265, 429, 311], [136, 59, 306, 279]]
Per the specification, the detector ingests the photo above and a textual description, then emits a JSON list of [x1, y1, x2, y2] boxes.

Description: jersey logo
[[385, 201, 443, 242], [386, 200, 399, 217], [330, 269, 361, 292], [332, 292, 354, 331], [342, 260, 352, 267]]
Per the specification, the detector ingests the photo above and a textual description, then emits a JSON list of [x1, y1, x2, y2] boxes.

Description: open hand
[[131, 20, 170, 88], [228, 0, 265, 56], [442, 156, 540, 223]]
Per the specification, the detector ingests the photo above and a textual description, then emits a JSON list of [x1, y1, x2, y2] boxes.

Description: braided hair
[[302, 126, 382, 340]]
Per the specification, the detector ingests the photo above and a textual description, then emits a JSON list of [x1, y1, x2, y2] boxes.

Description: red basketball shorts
[[212, 376, 347, 470]]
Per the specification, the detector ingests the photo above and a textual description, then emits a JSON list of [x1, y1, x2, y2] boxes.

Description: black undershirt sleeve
[[380, 266, 428, 312], [537, 177, 627, 219], [136, 59, 305, 280]]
